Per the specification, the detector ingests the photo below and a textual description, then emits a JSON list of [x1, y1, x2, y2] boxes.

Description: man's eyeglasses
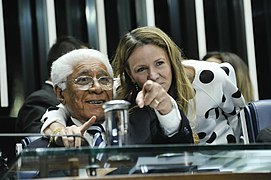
[[64, 76, 113, 90]]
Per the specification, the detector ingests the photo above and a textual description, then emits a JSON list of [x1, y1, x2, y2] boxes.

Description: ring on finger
[[154, 99, 160, 105]]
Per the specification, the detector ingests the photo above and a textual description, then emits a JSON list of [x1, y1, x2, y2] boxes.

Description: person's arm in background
[[16, 87, 59, 133]]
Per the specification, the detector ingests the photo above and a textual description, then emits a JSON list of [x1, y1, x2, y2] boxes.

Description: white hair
[[51, 49, 113, 90]]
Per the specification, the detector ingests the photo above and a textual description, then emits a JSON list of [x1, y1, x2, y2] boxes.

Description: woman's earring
[[135, 83, 139, 91]]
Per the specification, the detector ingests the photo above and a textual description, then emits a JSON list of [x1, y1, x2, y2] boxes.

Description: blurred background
[[0, 0, 271, 119]]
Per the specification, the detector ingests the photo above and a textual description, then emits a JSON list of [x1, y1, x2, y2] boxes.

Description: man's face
[[61, 59, 113, 124]]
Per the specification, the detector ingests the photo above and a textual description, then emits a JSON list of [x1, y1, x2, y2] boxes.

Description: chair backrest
[[244, 106, 256, 143], [244, 99, 271, 143], [21, 136, 42, 148]]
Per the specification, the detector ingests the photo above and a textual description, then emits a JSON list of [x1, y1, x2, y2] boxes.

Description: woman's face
[[61, 59, 113, 124], [127, 44, 172, 92]]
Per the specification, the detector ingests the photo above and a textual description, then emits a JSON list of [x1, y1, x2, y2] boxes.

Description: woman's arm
[[44, 116, 96, 147], [220, 64, 246, 142], [40, 103, 69, 134], [154, 96, 181, 137]]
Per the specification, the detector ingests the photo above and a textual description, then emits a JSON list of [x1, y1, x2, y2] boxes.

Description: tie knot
[[87, 124, 105, 148], [87, 124, 105, 135]]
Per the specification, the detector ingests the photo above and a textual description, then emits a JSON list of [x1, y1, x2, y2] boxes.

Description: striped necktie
[[87, 124, 105, 148]]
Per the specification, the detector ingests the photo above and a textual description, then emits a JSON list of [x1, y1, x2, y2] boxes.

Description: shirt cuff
[[154, 96, 182, 137]]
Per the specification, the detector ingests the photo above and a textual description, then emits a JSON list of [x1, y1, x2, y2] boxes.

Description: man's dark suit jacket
[[16, 82, 59, 133]]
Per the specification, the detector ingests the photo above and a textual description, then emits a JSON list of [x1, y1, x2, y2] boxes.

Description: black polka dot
[[232, 90, 242, 98], [199, 70, 214, 84], [220, 66, 230, 76], [198, 132, 206, 139], [205, 108, 214, 118], [221, 111, 227, 120], [48, 106, 59, 111], [229, 108, 236, 115], [227, 134, 236, 143], [222, 94, 226, 103], [205, 108, 219, 119], [43, 117, 48, 122], [206, 132, 217, 143], [215, 108, 219, 119]]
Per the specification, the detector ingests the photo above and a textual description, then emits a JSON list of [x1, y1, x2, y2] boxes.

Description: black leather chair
[[244, 99, 271, 143]]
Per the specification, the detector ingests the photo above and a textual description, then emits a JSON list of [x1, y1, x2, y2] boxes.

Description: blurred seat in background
[[244, 99, 271, 143]]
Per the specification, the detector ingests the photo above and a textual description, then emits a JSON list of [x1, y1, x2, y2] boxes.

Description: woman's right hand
[[136, 80, 173, 115]]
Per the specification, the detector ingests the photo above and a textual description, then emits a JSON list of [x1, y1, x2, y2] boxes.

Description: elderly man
[[16, 36, 89, 133], [41, 48, 114, 148]]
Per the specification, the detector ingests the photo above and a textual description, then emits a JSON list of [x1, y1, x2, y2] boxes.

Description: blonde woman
[[112, 26, 246, 144]]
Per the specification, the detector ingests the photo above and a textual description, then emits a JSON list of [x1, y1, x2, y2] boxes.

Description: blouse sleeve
[[40, 103, 69, 134], [219, 62, 237, 85], [154, 96, 181, 137], [219, 64, 246, 142]]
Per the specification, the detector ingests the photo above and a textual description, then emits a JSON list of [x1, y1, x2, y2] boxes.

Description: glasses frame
[[63, 76, 114, 91]]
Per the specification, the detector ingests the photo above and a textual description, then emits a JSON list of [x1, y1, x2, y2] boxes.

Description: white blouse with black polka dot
[[183, 60, 246, 145]]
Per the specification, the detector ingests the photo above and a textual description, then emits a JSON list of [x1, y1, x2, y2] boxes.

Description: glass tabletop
[[3, 143, 271, 179]]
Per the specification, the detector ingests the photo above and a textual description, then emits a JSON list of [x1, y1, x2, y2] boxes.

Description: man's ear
[[55, 86, 65, 104]]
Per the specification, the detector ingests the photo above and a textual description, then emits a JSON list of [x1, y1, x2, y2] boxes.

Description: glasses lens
[[75, 76, 113, 90], [98, 77, 113, 90], [75, 76, 93, 85]]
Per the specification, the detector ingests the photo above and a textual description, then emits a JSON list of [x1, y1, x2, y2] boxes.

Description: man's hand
[[54, 116, 96, 147]]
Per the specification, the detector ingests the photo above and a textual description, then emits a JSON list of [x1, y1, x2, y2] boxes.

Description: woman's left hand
[[136, 80, 173, 115]]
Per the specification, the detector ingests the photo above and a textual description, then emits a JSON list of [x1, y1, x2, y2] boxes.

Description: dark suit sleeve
[[16, 85, 59, 133], [128, 106, 194, 145]]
